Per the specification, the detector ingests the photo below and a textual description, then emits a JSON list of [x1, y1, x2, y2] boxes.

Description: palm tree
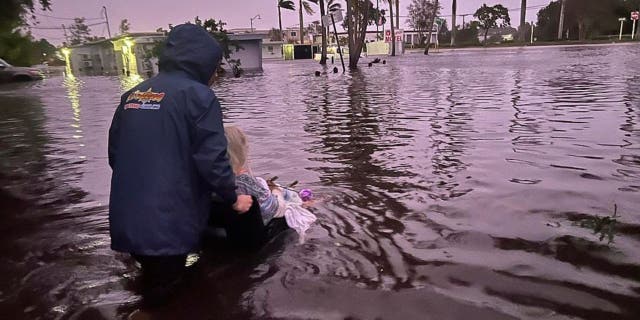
[[278, 0, 295, 41], [451, 0, 456, 46], [299, 0, 317, 44], [318, 0, 342, 65]]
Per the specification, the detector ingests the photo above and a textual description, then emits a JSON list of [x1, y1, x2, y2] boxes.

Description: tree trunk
[[484, 29, 489, 44], [389, 0, 395, 56], [424, 0, 438, 55], [451, 0, 456, 46], [299, 0, 305, 44], [347, 0, 369, 69], [519, 0, 527, 42], [320, 0, 328, 65], [278, 5, 283, 41]]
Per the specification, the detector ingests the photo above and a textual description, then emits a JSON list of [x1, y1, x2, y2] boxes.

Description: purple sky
[[31, 0, 549, 44]]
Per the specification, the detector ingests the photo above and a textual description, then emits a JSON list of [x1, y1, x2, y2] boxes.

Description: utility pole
[[390, 0, 396, 56], [461, 14, 470, 28], [519, 0, 527, 42], [376, 0, 380, 36], [62, 24, 68, 43], [396, 0, 400, 29], [557, 0, 566, 40], [451, 0, 457, 46], [103, 6, 112, 38]]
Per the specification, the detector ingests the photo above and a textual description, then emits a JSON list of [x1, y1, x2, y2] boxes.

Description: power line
[[32, 12, 103, 21], [29, 21, 106, 30]]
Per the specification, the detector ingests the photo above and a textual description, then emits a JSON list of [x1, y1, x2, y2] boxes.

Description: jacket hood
[[159, 24, 223, 84]]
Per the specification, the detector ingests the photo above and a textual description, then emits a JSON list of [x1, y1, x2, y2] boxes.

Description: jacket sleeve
[[108, 103, 123, 169], [192, 97, 238, 205]]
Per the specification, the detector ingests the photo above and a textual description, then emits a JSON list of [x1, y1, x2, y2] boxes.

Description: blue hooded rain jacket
[[108, 24, 237, 256]]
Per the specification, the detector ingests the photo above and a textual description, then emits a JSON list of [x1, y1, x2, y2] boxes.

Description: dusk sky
[[31, 0, 550, 44]]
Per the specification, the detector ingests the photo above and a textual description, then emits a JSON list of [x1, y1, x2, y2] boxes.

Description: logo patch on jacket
[[125, 88, 166, 110]]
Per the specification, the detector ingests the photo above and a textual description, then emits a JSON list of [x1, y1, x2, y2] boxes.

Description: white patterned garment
[[256, 177, 317, 243]]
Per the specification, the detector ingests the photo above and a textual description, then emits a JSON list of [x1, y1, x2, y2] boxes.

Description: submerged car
[[0, 58, 44, 83]]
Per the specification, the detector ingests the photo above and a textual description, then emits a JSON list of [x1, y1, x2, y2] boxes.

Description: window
[[267, 46, 274, 52], [291, 31, 297, 37]]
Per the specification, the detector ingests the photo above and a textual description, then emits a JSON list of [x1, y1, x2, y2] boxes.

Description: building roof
[[67, 32, 166, 48], [229, 33, 265, 41]]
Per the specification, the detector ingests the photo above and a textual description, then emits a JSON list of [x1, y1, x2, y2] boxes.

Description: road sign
[[632, 11, 639, 20], [322, 10, 343, 26], [619, 18, 627, 22], [384, 30, 403, 43]]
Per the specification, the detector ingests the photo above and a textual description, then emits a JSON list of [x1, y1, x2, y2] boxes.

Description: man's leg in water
[[133, 255, 187, 307]]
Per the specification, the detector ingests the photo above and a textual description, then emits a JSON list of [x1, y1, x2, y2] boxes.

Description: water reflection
[[0, 45, 639, 320]]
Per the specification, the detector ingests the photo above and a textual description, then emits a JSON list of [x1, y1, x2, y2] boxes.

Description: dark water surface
[[1, 44, 639, 320]]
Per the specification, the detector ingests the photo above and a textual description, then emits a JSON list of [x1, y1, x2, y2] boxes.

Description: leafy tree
[[564, 0, 617, 40], [535, 1, 561, 41], [197, 18, 244, 75], [536, 0, 639, 41], [423, 0, 440, 54], [0, 32, 59, 66], [66, 17, 93, 45], [474, 4, 511, 44], [269, 28, 283, 41], [456, 21, 481, 45], [346, 0, 382, 68], [1, 1, 54, 66], [149, 18, 244, 76], [277, 0, 295, 42], [407, 0, 439, 46], [1, 0, 52, 32], [119, 19, 131, 35]]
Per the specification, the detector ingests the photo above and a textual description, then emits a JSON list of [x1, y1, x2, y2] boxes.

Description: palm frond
[[328, 1, 342, 13], [303, 1, 315, 15], [279, 0, 296, 10]]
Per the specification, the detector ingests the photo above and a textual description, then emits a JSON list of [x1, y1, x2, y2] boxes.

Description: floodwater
[[1, 44, 639, 320]]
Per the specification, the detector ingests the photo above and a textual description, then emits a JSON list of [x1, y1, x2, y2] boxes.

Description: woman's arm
[[236, 175, 282, 223]]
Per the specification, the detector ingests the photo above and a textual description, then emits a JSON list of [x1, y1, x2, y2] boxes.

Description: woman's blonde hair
[[224, 125, 249, 174]]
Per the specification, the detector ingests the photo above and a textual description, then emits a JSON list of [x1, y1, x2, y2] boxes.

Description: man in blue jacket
[[108, 24, 252, 304]]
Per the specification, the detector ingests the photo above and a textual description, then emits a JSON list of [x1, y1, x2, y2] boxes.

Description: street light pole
[[530, 21, 534, 44], [557, 0, 566, 40], [250, 14, 261, 33]]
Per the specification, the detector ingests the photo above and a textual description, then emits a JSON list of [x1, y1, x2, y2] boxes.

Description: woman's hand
[[232, 195, 253, 214]]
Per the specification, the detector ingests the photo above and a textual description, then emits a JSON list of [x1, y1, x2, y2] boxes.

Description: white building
[[262, 41, 285, 60], [403, 28, 439, 48], [227, 33, 264, 71], [63, 31, 265, 76], [64, 32, 165, 77]]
